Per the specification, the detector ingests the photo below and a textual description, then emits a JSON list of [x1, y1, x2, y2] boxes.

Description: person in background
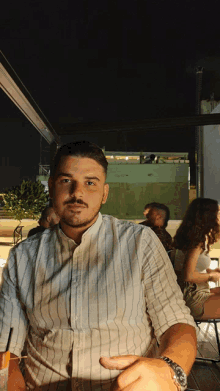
[[173, 198, 220, 320], [0, 141, 196, 391], [140, 202, 173, 261], [27, 206, 60, 237], [144, 153, 156, 164]]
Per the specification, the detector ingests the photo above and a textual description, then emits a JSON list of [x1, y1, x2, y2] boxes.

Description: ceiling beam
[[57, 113, 220, 134], [0, 52, 60, 145]]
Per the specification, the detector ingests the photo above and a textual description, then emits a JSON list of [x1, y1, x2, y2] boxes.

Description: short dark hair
[[51, 141, 108, 177], [144, 202, 170, 227]]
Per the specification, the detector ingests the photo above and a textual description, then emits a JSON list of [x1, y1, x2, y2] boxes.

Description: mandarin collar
[[57, 212, 103, 244]]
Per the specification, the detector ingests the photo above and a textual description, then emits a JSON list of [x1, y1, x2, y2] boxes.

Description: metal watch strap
[[159, 356, 188, 391]]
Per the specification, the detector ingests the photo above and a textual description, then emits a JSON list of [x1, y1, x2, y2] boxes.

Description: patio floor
[[187, 321, 220, 391]]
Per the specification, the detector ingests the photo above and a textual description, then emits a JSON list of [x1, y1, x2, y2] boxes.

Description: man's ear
[[48, 177, 53, 199], [156, 214, 163, 226], [102, 183, 109, 205]]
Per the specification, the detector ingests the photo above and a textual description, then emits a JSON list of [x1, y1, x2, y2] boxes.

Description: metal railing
[[13, 225, 24, 245], [39, 164, 50, 176], [105, 151, 189, 164]]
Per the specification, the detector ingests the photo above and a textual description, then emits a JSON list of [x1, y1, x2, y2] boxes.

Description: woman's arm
[[184, 246, 220, 283]]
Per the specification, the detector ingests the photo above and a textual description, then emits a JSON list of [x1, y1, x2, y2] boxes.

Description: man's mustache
[[64, 197, 88, 207]]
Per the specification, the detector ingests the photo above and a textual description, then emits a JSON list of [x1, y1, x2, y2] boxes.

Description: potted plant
[[2, 180, 49, 243]]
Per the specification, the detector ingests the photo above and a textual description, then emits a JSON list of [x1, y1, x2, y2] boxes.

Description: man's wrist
[[159, 356, 188, 391], [166, 366, 182, 391]]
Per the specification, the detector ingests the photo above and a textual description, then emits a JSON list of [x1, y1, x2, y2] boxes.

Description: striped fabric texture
[[0, 213, 196, 390]]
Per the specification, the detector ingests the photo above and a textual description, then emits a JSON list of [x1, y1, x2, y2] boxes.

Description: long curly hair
[[173, 198, 219, 253]]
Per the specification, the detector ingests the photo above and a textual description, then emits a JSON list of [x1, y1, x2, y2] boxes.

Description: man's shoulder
[[102, 214, 151, 234], [27, 226, 45, 237], [102, 214, 134, 226], [12, 226, 57, 253]]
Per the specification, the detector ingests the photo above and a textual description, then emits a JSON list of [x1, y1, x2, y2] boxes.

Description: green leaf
[[2, 180, 49, 220]]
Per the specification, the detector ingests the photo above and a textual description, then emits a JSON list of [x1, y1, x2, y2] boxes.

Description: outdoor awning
[[0, 51, 60, 145]]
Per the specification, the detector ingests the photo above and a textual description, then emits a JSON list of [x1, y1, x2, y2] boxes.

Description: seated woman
[[173, 198, 220, 320]]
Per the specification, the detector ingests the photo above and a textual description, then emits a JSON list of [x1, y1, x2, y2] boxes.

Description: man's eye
[[87, 181, 95, 186], [61, 179, 71, 183]]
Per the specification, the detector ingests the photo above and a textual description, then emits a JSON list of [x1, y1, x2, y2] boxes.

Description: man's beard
[[60, 199, 103, 228]]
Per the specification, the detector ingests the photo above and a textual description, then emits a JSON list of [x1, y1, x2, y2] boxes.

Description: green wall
[[101, 164, 189, 220]]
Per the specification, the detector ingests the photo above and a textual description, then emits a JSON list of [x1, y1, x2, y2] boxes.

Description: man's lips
[[66, 203, 86, 209]]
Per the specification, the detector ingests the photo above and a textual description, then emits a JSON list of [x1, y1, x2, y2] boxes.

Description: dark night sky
[[1, 0, 220, 185]]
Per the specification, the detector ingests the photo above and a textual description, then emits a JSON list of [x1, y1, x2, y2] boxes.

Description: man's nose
[[69, 181, 84, 196]]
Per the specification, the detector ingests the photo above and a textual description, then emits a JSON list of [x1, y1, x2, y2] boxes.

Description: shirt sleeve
[[0, 246, 28, 356], [140, 228, 197, 343]]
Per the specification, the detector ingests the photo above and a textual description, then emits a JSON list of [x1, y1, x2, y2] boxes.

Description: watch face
[[175, 365, 187, 386]]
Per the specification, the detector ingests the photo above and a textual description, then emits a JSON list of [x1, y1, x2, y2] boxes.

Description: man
[[140, 202, 173, 258], [27, 206, 60, 237], [0, 141, 197, 391]]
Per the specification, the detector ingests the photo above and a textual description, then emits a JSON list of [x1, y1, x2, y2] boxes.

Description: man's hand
[[100, 355, 177, 391]]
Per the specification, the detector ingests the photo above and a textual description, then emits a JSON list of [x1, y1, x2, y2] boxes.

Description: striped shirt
[[0, 213, 196, 390]]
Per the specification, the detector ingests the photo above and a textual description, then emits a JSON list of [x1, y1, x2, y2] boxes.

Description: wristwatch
[[159, 356, 188, 391]]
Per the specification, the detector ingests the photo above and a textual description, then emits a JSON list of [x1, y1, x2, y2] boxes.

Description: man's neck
[[59, 215, 100, 244], [59, 223, 87, 244]]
